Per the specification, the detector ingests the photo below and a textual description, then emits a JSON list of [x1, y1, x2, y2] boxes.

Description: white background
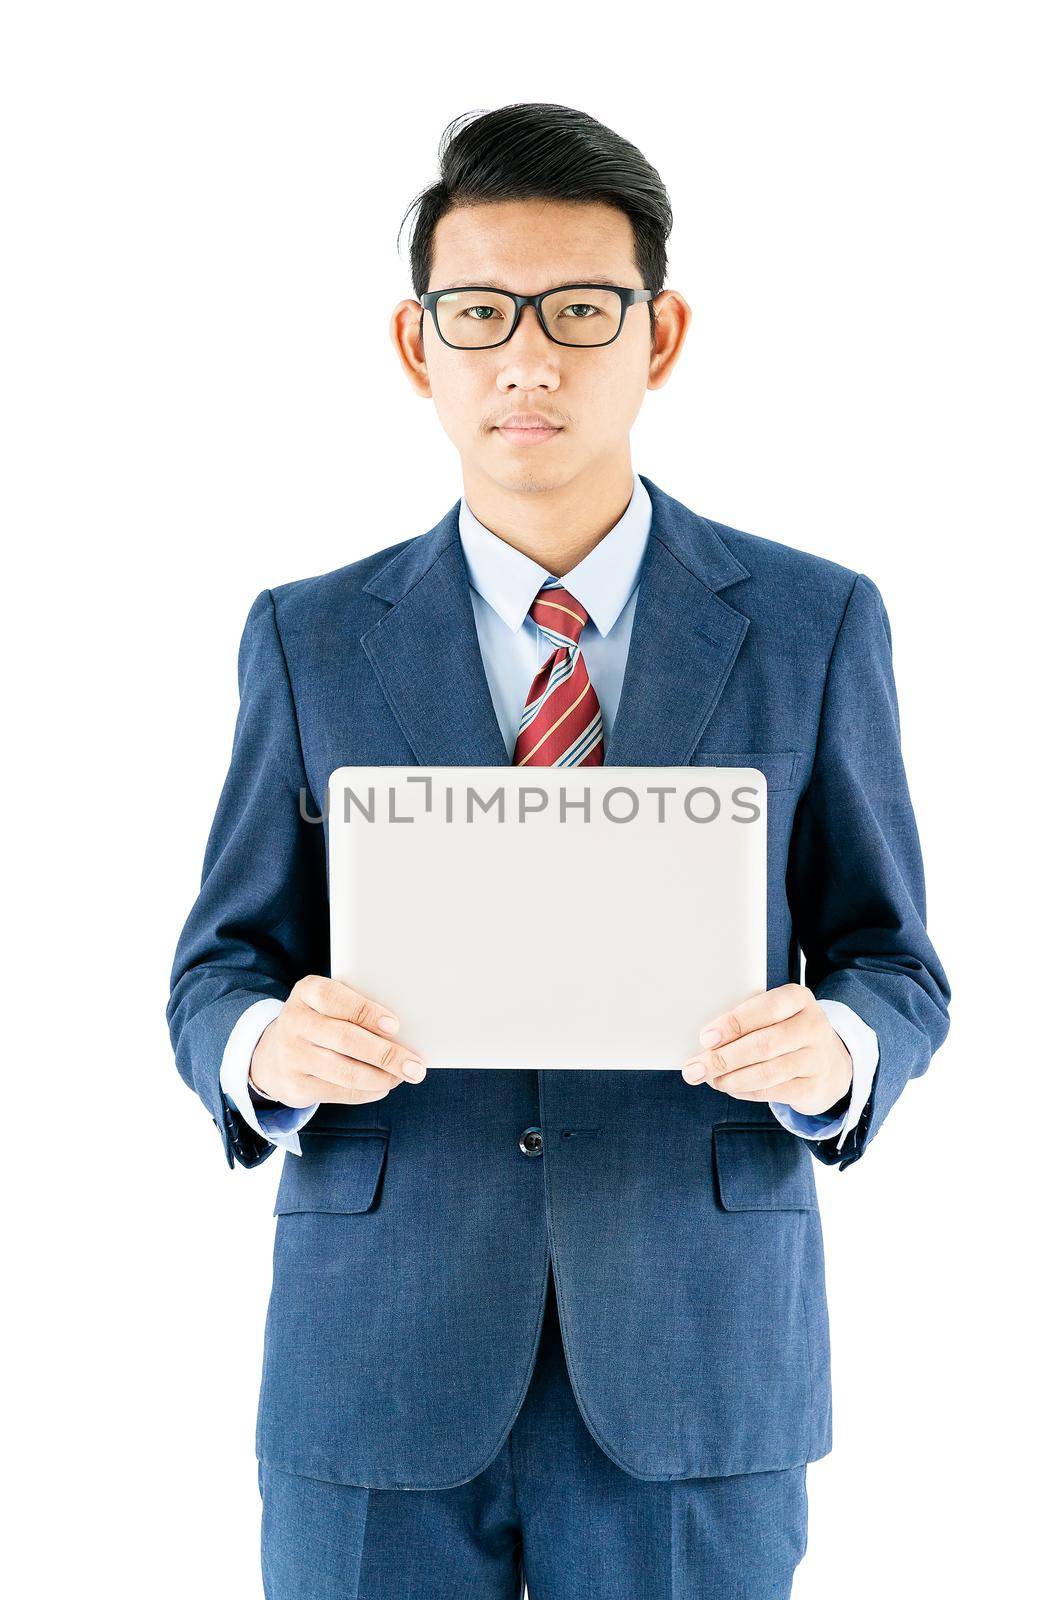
[[3, 3, 1047, 1595]]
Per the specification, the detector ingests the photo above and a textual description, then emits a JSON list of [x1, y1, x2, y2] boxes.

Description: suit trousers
[[258, 1257, 809, 1599]]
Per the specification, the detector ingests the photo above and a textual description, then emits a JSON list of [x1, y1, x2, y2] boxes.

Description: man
[[168, 102, 950, 1598]]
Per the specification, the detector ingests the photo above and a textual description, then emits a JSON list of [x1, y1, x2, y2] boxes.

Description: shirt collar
[[457, 471, 652, 638]]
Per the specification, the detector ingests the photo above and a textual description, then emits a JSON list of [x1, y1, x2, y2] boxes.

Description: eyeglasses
[[419, 283, 656, 350]]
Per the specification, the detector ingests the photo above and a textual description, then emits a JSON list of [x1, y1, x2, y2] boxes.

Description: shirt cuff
[[769, 999, 880, 1152], [218, 997, 320, 1157]]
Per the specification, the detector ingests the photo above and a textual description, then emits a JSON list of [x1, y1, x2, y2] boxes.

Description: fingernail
[[402, 1059, 426, 1081], [378, 1014, 400, 1033], [700, 1028, 721, 1046], [683, 1066, 705, 1085]]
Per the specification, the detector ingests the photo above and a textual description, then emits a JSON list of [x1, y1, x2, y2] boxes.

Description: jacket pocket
[[691, 751, 800, 794], [273, 1127, 390, 1216], [712, 1123, 817, 1211]]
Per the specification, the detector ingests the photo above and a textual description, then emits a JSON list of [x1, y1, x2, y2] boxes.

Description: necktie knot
[[528, 581, 590, 651]]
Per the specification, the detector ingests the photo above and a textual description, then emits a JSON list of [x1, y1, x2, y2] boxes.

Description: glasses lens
[[434, 289, 518, 348], [540, 287, 623, 345]]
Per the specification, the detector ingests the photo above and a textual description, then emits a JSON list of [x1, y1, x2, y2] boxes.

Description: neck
[[460, 451, 635, 577]]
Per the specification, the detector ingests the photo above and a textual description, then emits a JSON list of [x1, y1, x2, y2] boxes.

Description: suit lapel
[[603, 476, 752, 765], [360, 506, 510, 766], [360, 474, 752, 769]]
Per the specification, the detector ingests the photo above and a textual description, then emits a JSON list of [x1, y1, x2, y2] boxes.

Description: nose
[[504, 303, 553, 350], [497, 305, 560, 388]]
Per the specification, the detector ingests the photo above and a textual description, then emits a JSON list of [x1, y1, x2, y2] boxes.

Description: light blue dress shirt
[[220, 472, 878, 1155]]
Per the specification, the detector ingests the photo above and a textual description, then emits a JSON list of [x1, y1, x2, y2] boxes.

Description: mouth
[[493, 421, 564, 444]]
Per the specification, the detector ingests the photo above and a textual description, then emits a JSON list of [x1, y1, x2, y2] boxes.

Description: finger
[[685, 1009, 810, 1079], [303, 1013, 426, 1078], [298, 976, 402, 1035], [697, 982, 810, 1050], [697, 1047, 816, 1098], [296, 1071, 393, 1106], [730, 1075, 812, 1104], [300, 1045, 417, 1099]]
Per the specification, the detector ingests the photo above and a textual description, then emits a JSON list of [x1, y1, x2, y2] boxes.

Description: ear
[[390, 299, 433, 398]]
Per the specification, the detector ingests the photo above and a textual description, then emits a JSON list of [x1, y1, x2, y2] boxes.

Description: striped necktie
[[512, 576, 605, 766]]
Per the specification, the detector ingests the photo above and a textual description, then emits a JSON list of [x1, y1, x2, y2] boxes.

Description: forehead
[[428, 199, 640, 292]]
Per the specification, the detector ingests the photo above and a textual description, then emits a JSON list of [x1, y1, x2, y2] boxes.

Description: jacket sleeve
[[166, 588, 330, 1169], [785, 571, 951, 1171]]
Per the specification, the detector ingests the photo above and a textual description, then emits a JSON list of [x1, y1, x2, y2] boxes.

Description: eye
[[462, 304, 503, 321], [559, 303, 599, 319]]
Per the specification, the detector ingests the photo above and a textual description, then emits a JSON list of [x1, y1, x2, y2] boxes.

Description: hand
[[681, 982, 852, 1116], [249, 976, 427, 1107]]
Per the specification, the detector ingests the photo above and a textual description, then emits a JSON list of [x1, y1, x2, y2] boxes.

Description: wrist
[[247, 1066, 282, 1106], [819, 1076, 853, 1119], [821, 1032, 854, 1116], [247, 1065, 275, 1098], [248, 1027, 282, 1105]]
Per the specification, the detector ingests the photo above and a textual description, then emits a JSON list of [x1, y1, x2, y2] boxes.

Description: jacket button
[[518, 1126, 543, 1157]]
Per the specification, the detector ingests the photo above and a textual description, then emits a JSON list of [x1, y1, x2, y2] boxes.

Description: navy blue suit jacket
[[167, 475, 950, 1489]]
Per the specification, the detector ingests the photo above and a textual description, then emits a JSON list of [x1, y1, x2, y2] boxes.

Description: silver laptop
[[327, 766, 767, 1070]]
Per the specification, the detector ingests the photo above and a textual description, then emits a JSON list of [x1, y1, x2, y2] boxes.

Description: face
[[390, 198, 690, 499]]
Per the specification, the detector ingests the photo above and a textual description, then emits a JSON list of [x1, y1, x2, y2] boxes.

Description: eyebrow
[[440, 276, 625, 292]]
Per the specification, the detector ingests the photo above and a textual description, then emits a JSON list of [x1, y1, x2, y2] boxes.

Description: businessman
[[168, 102, 950, 1598]]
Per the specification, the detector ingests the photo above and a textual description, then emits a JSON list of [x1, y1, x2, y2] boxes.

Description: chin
[[504, 462, 564, 493]]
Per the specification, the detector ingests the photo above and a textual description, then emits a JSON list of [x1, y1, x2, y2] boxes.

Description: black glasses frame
[[419, 283, 656, 350]]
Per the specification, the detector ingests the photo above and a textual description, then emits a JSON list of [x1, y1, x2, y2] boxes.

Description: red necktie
[[512, 578, 605, 767]]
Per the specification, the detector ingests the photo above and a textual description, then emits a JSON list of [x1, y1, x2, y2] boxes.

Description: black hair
[[397, 103, 672, 344]]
